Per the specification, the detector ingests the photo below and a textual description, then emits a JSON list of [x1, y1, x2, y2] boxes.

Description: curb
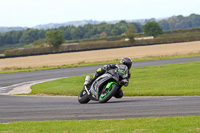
[[1, 78, 67, 95]]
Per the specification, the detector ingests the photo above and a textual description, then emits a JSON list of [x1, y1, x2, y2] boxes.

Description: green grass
[[125, 61, 200, 96], [0, 116, 200, 133], [30, 61, 200, 96], [1, 54, 200, 74]]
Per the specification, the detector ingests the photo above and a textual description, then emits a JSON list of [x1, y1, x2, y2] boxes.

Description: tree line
[[1, 13, 200, 48], [0, 21, 143, 47], [158, 13, 200, 30], [0, 29, 46, 47]]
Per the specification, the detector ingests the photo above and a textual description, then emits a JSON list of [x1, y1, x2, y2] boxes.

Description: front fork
[[85, 85, 99, 101], [84, 86, 90, 95]]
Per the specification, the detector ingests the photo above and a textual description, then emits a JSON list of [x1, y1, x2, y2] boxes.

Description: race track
[[0, 56, 200, 123], [0, 95, 200, 123]]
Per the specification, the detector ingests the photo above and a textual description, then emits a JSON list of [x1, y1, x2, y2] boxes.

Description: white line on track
[[0, 77, 68, 94], [0, 81, 36, 90]]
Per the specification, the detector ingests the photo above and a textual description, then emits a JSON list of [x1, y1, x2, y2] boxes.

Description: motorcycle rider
[[85, 57, 132, 98]]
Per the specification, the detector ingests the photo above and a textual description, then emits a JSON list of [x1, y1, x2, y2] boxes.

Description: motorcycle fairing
[[90, 73, 113, 100]]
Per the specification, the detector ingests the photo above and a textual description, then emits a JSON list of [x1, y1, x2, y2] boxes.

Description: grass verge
[[0, 116, 200, 133], [30, 61, 200, 96], [1, 54, 200, 74]]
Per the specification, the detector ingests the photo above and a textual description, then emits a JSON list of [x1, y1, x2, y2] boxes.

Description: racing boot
[[84, 75, 96, 89], [84, 75, 90, 86], [114, 89, 123, 99], [84, 68, 102, 88]]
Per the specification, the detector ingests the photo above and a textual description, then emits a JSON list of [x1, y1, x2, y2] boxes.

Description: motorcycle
[[78, 64, 129, 104]]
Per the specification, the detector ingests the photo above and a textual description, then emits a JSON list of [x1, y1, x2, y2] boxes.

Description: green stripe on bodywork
[[106, 82, 118, 89]]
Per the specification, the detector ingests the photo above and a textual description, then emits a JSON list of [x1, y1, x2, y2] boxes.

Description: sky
[[0, 0, 200, 27]]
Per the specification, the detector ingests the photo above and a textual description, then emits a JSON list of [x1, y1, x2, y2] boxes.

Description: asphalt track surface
[[0, 56, 200, 123]]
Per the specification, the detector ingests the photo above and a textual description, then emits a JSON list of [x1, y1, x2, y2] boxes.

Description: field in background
[[0, 41, 200, 71]]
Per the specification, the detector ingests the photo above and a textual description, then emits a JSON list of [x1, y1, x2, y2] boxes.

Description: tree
[[32, 39, 45, 46], [158, 20, 169, 30], [19, 29, 40, 44], [0, 36, 3, 46], [45, 30, 64, 47], [71, 27, 83, 40], [144, 22, 163, 37], [125, 27, 137, 42], [111, 29, 118, 36], [100, 32, 107, 37]]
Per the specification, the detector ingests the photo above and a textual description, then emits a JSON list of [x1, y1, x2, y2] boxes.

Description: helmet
[[120, 57, 132, 69]]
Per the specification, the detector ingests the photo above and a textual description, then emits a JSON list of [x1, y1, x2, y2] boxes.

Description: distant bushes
[[65, 36, 124, 43], [4, 47, 54, 57], [165, 28, 200, 34], [155, 35, 200, 44], [3, 35, 200, 57], [0, 49, 4, 54], [3, 41, 127, 57], [78, 40, 129, 49]]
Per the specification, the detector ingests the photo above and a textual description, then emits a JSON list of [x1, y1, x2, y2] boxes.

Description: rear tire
[[99, 84, 118, 103], [78, 87, 90, 104]]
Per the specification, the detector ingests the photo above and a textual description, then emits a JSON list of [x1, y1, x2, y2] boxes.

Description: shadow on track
[[85, 99, 143, 104]]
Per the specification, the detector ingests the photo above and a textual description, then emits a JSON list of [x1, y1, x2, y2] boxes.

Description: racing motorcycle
[[78, 64, 129, 104]]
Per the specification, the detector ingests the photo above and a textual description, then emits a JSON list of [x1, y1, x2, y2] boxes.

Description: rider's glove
[[121, 79, 129, 87]]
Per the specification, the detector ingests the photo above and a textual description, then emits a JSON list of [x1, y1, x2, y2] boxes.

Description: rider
[[85, 57, 132, 98]]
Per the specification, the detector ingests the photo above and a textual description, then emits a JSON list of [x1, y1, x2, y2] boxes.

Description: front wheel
[[99, 83, 118, 103], [78, 87, 90, 104]]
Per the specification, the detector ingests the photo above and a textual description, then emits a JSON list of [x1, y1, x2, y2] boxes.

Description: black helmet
[[120, 57, 132, 69]]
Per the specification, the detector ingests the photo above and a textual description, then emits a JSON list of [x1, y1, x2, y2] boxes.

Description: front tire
[[99, 83, 118, 103], [78, 87, 90, 104]]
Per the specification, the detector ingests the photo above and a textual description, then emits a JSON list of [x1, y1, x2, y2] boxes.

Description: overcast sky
[[0, 0, 199, 27]]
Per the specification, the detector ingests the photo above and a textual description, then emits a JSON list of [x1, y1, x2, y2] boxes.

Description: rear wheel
[[78, 87, 90, 104], [99, 83, 118, 103]]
